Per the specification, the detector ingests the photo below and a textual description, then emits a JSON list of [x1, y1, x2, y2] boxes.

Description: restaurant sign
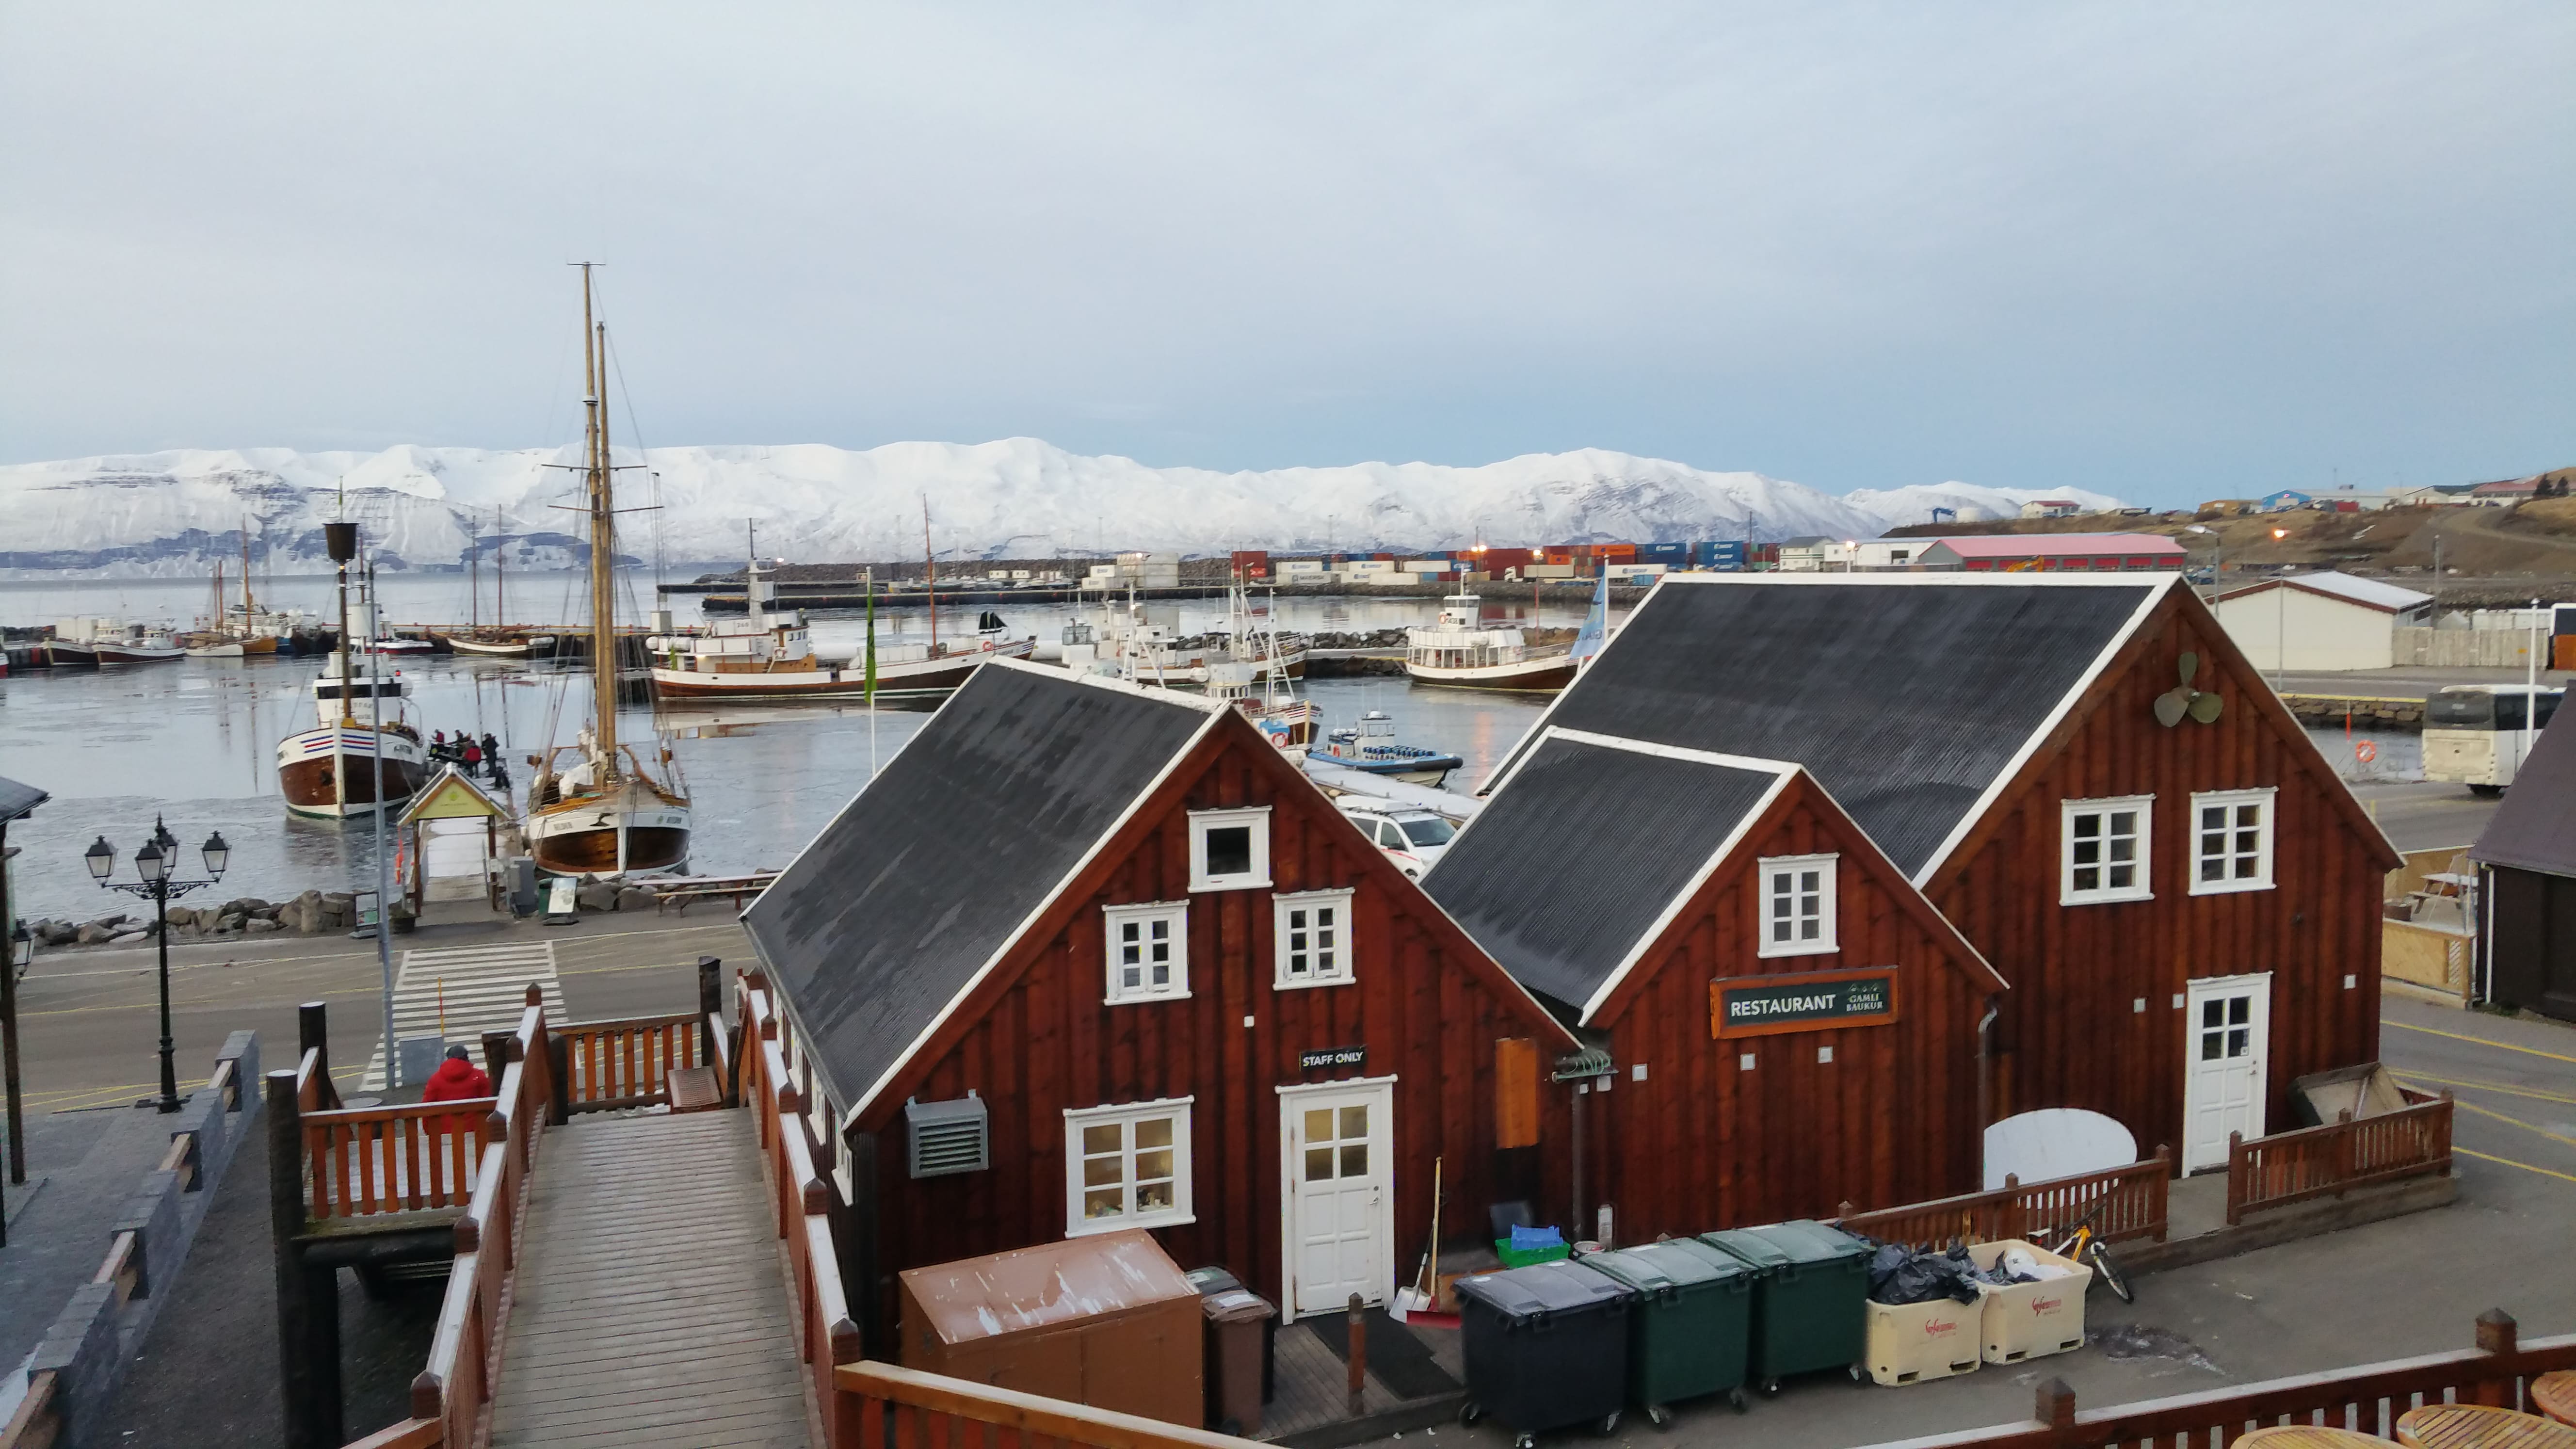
[[1710, 968, 1898, 1039]]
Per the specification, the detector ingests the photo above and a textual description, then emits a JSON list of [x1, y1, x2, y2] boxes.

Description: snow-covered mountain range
[[0, 440, 2119, 576]]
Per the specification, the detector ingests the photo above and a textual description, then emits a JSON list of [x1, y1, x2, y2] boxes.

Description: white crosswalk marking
[[364, 941, 566, 1090]]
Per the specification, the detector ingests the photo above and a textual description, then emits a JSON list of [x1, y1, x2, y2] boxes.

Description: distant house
[[2198, 499, 2256, 518], [1775, 536, 1849, 572], [2380, 485, 2461, 508], [1913, 532, 2188, 574], [2257, 490, 2313, 513], [2020, 499, 2084, 519], [2470, 708, 2576, 1023], [1850, 538, 1920, 570], [2213, 571, 2434, 672], [2468, 477, 2540, 505]]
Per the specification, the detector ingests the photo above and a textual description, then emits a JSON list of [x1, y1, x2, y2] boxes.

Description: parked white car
[[1336, 800, 1458, 878]]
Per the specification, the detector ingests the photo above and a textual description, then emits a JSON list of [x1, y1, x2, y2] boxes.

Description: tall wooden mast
[[581, 266, 619, 771]]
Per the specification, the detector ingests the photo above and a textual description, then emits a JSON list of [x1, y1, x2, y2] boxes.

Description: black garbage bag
[[1864, 1241, 1991, 1305]]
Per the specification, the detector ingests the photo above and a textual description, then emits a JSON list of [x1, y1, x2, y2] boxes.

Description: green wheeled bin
[[1697, 1220, 1870, 1395], [1575, 1241, 1757, 1425], [1454, 1259, 1636, 1449]]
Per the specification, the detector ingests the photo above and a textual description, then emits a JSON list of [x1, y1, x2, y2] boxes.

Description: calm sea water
[[0, 577, 1566, 920]]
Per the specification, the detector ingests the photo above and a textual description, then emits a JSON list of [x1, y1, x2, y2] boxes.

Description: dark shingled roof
[[0, 774, 46, 823], [1502, 578, 2159, 877], [744, 663, 1213, 1112], [2471, 708, 2576, 878], [1425, 734, 1787, 1014]]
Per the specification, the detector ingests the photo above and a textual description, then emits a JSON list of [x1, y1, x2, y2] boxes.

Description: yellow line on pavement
[[2454, 1146, 2576, 1185], [2393, 1072, 2576, 1106], [2447, 1096, 2576, 1151], [2383, 1018, 2576, 1064]]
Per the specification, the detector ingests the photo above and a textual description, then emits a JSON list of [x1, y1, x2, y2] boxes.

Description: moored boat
[[445, 510, 555, 658], [1313, 709, 1464, 786], [275, 532, 429, 819], [92, 626, 186, 663], [1403, 592, 1577, 691]]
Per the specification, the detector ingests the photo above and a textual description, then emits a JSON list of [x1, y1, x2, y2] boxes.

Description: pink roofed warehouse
[[1916, 532, 2190, 573]]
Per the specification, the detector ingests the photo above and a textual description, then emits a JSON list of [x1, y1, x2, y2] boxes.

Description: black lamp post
[[86, 816, 228, 1113]]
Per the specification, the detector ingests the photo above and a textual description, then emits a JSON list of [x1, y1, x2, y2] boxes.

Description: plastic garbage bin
[[1454, 1259, 1635, 1449], [1863, 1295, 1981, 1386], [1185, 1266, 1275, 1429], [1963, 1240, 2090, 1365], [1577, 1241, 1756, 1424], [1698, 1220, 1870, 1395]]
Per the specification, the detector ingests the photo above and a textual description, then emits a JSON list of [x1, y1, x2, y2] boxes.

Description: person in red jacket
[[419, 1044, 492, 1191]]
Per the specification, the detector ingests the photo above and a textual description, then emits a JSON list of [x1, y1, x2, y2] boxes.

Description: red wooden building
[[1458, 573, 2397, 1221], [1424, 730, 2008, 1240], [743, 660, 1578, 1352]]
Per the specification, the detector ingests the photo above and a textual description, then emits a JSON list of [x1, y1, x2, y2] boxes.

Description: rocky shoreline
[[23, 887, 393, 950]]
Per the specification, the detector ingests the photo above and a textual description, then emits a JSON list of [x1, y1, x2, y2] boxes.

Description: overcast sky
[[2, 4, 2567, 505]]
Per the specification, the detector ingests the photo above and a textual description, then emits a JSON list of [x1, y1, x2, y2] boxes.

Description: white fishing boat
[[525, 266, 693, 878], [182, 528, 292, 657], [445, 508, 556, 658], [1402, 575, 1608, 692], [52, 617, 184, 664], [275, 535, 428, 819]]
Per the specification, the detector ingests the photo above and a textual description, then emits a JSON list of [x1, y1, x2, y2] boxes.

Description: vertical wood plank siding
[[1592, 778, 1996, 1237], [1929, 596, 2387, 1161], [858, 731, 1573, 1333]]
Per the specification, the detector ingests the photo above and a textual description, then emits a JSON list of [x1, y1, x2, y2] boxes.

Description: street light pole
[[86, 817, 228, 1114]]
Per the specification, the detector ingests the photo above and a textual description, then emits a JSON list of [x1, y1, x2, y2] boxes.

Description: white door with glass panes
[[1281, 1080, 1393, 1315], [2182, 975, 2270, 1172]]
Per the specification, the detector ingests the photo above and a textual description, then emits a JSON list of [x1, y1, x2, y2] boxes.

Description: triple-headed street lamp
[[84, 817, 228, 1114]]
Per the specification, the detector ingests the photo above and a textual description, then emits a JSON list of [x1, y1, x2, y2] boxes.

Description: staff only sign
[[1710, 967, 1899, 1039]]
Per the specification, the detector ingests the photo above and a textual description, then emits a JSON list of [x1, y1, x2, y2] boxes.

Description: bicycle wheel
[[2088, 1239, 2134, 1304]]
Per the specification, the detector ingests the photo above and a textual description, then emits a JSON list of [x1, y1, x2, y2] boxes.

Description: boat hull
[[448, 634, 555, 658], [93, 644, 185, 663], [527, 808, 691, 875], [1315, 756, 1462, 787], [185, 635, 281, 659], [650, 640, 1035, 700], [1403, 655, 1578, 692], [275, 727, 431, 818]]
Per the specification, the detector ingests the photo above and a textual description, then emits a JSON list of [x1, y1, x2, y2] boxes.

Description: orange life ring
[[2355, 739, 2377, 764]]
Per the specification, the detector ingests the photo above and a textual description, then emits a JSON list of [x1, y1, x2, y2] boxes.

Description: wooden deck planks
[[488, 1112, 811, 1449]]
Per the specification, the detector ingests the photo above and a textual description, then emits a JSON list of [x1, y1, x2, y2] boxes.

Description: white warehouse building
[[2213, 571, 2434, 673]]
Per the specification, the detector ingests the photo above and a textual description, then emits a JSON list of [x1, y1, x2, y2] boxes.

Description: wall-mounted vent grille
[[906, 1093, 989, 1178]]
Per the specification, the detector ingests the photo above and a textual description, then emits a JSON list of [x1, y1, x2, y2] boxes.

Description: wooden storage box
[[897, 1229, 1203, 1426]]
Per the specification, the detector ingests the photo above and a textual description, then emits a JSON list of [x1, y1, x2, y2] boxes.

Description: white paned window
[[1756, 854, 1838, 957], [2062, 796, 2154, 903], [1189, 807, 1272, 891], [1102, 902, 1189, 1003], [1274, 889, 1355, 988], [2190, 789, 2276, 894], [1064, 1098, 1194, 1234]]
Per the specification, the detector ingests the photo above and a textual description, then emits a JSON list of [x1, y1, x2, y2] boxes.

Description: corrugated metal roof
[[1922, 532, 2188, 559], [0, 774, 46, 823], [2217, 570, 2431, 613], [1425, 733, 1787, 1013], [742, 662, 1213, 1115], [1497, 577, 2159, 877], [2471, 710, 2576, 878]]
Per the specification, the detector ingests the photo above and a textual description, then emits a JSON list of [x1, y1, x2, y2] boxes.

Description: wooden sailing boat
[[183, 526, 285, 657], [525, 267, 692, 876], [449, 508, 556, 657], [275, 525, 429, 817]]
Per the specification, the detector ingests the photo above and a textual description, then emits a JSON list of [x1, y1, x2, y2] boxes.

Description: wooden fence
[[549, 1010, 714, 1114], [741, 971, 867, 1444], [2227, 1090, 2454, 1226], [829, 1361, 1249, 1449], [303, 1099, 494, 1219], [1837, 1150, 2172, 1249], [1860, 1312, 2576, 1448]]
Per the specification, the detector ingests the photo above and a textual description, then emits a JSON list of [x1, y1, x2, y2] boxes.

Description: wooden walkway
[[488, 1111, 812, 1447]]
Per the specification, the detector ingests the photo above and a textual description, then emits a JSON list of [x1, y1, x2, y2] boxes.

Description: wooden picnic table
[[2533, 1371, 2576, 1427], [2235, 1427, 2397, 1447], [2396, 1403, 2576, 1448]]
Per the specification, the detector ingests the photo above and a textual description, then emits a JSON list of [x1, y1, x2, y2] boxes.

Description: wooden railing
[[549, 1011, 712, 1115], [303, 1099, 494, 1219], [2227, 1090, 2453, 1226], [740, 971, 866, 1443], [1837, 1150, 2172, 1249], [828, 1361, 1247, 1449], [369, 986, 554, 1449], [1859, 1312, 2576, 1448]]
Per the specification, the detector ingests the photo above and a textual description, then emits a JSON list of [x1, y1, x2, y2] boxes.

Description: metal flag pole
[[864, 567, 878, 777]]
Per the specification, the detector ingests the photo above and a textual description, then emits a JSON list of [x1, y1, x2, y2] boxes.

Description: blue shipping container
[[1642, 541, 1690, 558], [1694, 541, 1748, 571]]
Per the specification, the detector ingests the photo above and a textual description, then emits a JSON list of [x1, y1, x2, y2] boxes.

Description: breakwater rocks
[[24, 888, 387, 950], [2279, 694, 2426, 732]]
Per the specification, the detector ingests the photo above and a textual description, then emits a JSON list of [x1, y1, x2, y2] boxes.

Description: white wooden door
[[2182, 975, 2270, 1172], [1283, 1082, 1393, 1316]]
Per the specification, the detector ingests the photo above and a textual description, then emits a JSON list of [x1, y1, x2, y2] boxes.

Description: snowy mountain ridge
[[0, 439, 2121, 576]]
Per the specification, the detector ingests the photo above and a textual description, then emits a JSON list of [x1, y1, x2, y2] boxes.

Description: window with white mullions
[[2200, 995, 2252, 1061], [2189, 788, 2275, 894], [1274, 888, 1354, 988], [1755, 853, 1838, 957], [1064, 1098, 1193, 1234], [1102, 901, 1189, 1003], [2062, 796, 2153, 903]]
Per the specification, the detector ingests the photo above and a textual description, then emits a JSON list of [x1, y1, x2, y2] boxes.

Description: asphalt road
[[7, 912, 750, 1110], [2352, 778, 2500, 856]]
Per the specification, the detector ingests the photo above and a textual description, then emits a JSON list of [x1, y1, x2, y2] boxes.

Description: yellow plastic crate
[[1863, 1295, 1981, 1387], [1965, 1240, 2091, 1365]]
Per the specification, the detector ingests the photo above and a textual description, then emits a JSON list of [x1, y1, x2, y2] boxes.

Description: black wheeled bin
[[1576, 1241, 1756, 1424], [1454, 1259, 1636, 1449], [1697, 1220, 1870, 1395]]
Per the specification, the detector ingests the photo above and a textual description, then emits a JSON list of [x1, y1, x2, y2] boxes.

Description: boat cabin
[[742, 659, 1578, 1352]]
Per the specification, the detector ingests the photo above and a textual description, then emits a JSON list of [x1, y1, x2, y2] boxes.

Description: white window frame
[[1755, 853, 1839, 958], [2062, 795, 2155, 904], [1273, 888, 1355, 989], [1189, 807, 1272, 891], [1063, 1097, 1195, 1235], [1102, 901, 1190, 1003], [2189, 788, 2277, 895]]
